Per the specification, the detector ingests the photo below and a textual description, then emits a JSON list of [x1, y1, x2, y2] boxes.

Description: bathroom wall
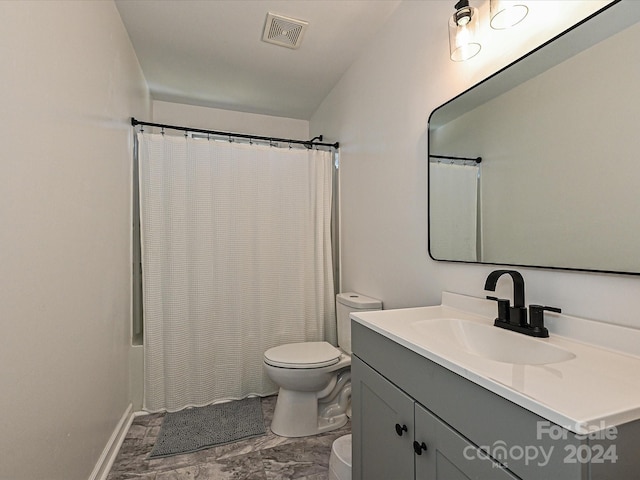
[[0, 2, 151, 479], [153, 100, 310, 140], [310, 0, 640, 329]]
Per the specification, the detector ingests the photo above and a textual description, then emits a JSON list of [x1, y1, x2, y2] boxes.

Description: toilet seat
[[264, 341, 341, 369]]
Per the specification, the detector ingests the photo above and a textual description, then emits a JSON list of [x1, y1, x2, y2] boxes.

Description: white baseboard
[[88, 403, 134, 480]]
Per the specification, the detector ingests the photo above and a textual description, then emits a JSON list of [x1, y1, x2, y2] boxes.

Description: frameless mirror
[[428, 0, 640, 275]]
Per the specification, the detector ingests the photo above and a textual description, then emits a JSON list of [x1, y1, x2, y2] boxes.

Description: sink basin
[[411, 318, 576, 365]]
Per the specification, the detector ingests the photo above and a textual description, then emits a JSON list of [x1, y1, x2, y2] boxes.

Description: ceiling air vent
[[262, 12, 308, 49]]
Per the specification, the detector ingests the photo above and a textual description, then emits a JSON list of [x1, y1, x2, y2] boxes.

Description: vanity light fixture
[[449, 0, 481, 62], [490, 0, 529, 29], [449, 0, 530, 62]]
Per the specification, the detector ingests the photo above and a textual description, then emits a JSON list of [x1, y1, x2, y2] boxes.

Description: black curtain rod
[[131, 118, 339, 149], [429, 154, 482, 164]]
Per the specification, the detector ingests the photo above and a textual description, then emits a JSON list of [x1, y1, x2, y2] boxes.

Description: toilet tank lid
[[337, 292, 382, 309]]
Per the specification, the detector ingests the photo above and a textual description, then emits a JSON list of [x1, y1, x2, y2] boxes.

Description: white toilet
[[263, 292, 382, 437]]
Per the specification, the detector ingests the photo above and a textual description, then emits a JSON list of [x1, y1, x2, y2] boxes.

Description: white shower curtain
[[138, 132, 336, 412], [430, 162, 479, 262]]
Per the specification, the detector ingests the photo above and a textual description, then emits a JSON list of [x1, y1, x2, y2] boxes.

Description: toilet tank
[[336, 292, 382, 354]]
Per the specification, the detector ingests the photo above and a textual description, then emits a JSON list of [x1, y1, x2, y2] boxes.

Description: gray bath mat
[[149, 396, 266, 458]]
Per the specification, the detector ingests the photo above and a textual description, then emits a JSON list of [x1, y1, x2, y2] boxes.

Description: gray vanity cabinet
[[353, 355, 519, 480], [414, 402, 519, 479], [352, 354, 414, 480], [351, 321, 639, 480]]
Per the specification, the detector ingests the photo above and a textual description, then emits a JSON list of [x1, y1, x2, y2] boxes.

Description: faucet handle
[[528, 305, 561, 338], [487, 296, 510, 323]]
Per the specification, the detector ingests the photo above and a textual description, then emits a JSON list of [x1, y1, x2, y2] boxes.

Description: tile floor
[[107, 396, 350, 480]]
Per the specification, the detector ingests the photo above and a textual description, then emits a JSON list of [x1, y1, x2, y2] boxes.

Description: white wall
[[0, 1, 151, 479], [153, 100, 309, 140], [310, 0, 640, 329]]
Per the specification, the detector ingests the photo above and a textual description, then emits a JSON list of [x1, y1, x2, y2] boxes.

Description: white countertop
[[351, 292, 640, 434]]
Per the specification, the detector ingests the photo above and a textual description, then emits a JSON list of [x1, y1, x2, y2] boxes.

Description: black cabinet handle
[[413, 441, 428, 455], [395, 423, 408, 436]]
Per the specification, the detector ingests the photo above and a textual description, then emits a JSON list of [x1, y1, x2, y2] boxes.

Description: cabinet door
[[414, 403, 520, 480], [352, 356, 415, 480]]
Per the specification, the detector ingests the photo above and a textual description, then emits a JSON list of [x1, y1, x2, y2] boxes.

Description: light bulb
[[449, 2, 481, 61]]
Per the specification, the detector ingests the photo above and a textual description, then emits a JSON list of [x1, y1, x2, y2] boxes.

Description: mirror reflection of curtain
[[430, 162, 479, 262], [138, 132, 336, 412]]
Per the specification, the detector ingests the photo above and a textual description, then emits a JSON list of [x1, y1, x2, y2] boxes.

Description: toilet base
[[270, 388, 349, 437]]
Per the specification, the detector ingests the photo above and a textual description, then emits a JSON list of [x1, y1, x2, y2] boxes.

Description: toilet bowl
[[329, 434, 352, 480], [264, 342, 351, 437], [263, 292, 382, 438]]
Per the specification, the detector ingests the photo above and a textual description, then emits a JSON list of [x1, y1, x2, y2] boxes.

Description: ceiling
[[115, 0, 401, 120]]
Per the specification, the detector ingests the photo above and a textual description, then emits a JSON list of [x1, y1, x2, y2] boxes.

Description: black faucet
[[484, 269, 527, 326], [484, 269, 560, 338]]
